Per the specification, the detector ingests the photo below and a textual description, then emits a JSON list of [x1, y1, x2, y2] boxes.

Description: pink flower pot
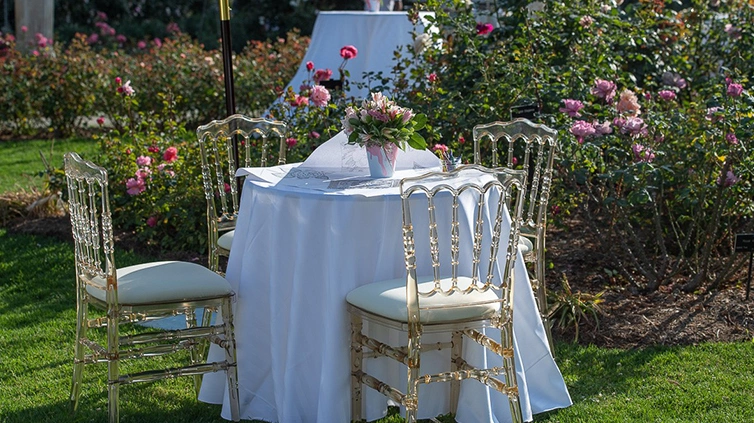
[[366, 143, 399, 178]]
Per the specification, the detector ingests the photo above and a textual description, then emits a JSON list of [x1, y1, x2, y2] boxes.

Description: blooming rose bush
[[384, 0, 753, 292]]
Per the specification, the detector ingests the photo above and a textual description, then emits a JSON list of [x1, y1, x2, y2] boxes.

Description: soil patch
[[546, 216, 754, 349]]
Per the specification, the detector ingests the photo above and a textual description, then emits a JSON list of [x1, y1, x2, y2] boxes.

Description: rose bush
[[382, 0, 753, 292]]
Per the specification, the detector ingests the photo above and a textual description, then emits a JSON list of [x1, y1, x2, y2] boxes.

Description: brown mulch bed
[[7, 213, 754, 350], [546, 216, 754, 349]]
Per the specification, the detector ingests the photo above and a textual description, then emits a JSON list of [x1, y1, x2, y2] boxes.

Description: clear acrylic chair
[[346, 165, 527, 423], [196, 114, 288, 274], [65, 152, 240, 423], [473, 118, 559, 353]]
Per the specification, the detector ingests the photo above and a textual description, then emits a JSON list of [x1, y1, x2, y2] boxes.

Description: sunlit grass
[[1, 221, 753, 422], [0, 138, 101, 194]]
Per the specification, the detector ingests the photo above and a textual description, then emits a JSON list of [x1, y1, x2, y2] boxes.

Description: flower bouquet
[[341, 92, 427, 177]]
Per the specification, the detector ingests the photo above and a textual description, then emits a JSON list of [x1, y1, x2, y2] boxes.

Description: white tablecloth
[[198, 142, 571, 422], [285, 11, 431, 99]]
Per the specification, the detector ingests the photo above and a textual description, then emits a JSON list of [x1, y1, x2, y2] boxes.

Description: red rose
[[339, 45, 358, 60], [163, 146, 178, 162]]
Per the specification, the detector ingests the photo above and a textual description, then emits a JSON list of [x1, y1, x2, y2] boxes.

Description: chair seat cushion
[[519, 236, 533, 254], [346, 276, 500, 324], [218, 230, 235, 251], [86, 261, 233, 305]]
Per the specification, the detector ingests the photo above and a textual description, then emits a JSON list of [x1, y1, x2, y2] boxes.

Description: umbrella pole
[[218, 0, 241, 195]]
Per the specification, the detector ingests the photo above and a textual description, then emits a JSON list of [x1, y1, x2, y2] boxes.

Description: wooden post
[[15, 0, 54, 53]]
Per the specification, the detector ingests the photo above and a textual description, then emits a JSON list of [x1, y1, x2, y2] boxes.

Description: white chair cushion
[[86, 261, 233, 305], [518, 236, 533, 254], [218, 230, 235, 251], [346, 276, 500, 324]]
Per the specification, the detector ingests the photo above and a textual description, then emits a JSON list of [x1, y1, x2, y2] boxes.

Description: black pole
[[218, 0, 241, 195], [746, 251, 753, 300]]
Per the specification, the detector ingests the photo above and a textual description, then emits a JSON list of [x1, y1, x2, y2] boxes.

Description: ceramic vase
[[365, 142, 399, 178]]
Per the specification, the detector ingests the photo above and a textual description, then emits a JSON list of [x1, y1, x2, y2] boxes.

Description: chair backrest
[[472, 118, 558, 231], [399, 165, 527, 324], [196, 114, 287, 231], [64, 152, 117, 302]]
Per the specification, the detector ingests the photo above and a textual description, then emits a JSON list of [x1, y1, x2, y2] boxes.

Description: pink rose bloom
[[340, 45, 358, 60], [306, 61, 314, 71], [616, 89, 641, 115], [289, 94, 309, 108], [87, 33, 99, 45], [727, 83, 743, 97], [476, 23, 494, 35], [148, 145, 159, 153], [726, 132, 738, 145], [153, 38, 162, 47], [724, 24, 742, 39], [115, 77, 122, 85], [591, 79, 617, 102], [163, 146, 178, 162], [579, 16, 594, 28], [224, 183, 231, 193], [432, 144, 449, 153], [31, 50, 39, 56], [96, 11, 108, 21], [137, 40, 147, 50], [705, 106, 724, 122], [569, 120, 595, 143], [592, 121, 612, 136], [126, 177, 146, 195], [559, 99, 584, 118], [309, 85, 331, 107], [116, 34, 127, 44], [136, 155, 152, 166], [285, 137, 297, 148], [96, 116, 105, 126], [21, 26, 28, 33], [632, 144, 655, 163], [717, 170, 740, 187], [117, 80, 135, 96], [310, 131, 320, 139], [658, 90, 676, 101], [167, 22, 180, 34], [428, 73, 438, 83], [313, 68, 333, 83], [622, 117, 648, 137], [146, 216, 158, 227]]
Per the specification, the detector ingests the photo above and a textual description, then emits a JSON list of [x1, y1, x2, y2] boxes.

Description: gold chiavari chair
[[196, 114, 288, 274], [473, 118, 559, 353], [65, 152, 240, 423], [346, 165, 527, 423]]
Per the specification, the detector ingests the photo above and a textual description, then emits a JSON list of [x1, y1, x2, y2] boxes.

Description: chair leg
[[449, 331, 463, 416], [185, 307, 204, 397], [500, 319, 523, 423], [405, 323, 422, 423], [221, 297, 240, 422], [350, 313, 363, 423], [107, 306, 120, 423], [535, 253, 555, 357], [70, 291, 88, 411]]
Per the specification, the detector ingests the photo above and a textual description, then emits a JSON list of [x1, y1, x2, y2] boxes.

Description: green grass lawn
[[1, 228, 754, 422], [0, 138, 101, 194]]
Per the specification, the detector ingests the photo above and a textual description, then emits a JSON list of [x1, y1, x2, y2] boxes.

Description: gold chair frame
[[347, 165, 527, 423], [473, 118, 558, 353], [196, 114, 288, 273], [65, 152, 240, 422]]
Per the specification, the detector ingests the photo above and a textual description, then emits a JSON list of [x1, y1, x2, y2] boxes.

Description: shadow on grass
[[533, 341, 681, 421]]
